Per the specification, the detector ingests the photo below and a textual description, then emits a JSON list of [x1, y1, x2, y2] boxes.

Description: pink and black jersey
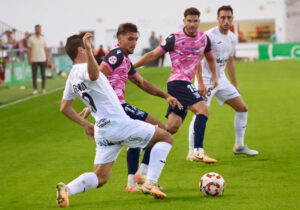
[[159, 29, 212, 83], [102, 47, 138, 104]]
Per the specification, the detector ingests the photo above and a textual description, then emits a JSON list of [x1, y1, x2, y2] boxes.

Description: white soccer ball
[[199, 172, 225, 196]]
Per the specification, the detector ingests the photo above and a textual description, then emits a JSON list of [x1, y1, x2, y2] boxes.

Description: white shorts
[[94, 119, 155, 164], [196, 77, 240, 106]]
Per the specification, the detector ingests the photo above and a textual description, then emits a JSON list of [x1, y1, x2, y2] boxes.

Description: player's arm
[[60, 99, 94, 140], [226, 56, 239, 92], [82, 33, 99, 81], [134, 33, 175, 69], [195, 56, 206, 97], [129, 74, 183, 110], [204, 35, 218, 89], [133, 48, 164, 69]]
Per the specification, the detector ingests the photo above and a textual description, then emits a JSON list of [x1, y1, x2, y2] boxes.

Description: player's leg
[[31, 63, 38, 94], [141, 126, 173, 199], [123, 103, 165, 191], [188, 86, 215, 157], [225, 96, 258, 155], [187, 101, 216, 163], [166, 112, 183, 134], [126, 147, 141, 192], [134, 114, 166, 185], [56, 145, 122, 207], [40, 62, 46, 93]]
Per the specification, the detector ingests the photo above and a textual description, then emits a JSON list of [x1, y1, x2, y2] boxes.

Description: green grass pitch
[[0, 60, 300, 209]]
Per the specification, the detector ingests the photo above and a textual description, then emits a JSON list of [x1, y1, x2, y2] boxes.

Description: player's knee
[[164, 132, 173, 145], [167, 124, 179, 134], [239, 105, 248, 112], [195, 106, 209, 117]]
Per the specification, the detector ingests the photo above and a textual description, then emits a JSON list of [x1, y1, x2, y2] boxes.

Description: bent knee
[[239, 105, 248, 112], [167, 125, 180, 135], [164, 132, 173, 145]]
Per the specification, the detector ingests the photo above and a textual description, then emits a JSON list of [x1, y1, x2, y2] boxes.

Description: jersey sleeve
[[62, 79, 76, 100], [158, 34, 175, 53], [102, 48, 124, 72], [204, 35, 212, 54], [230, 34, 238, 56], [128, 62, 138, 78]]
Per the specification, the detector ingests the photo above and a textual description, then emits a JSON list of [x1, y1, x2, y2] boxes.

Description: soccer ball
[[199, 172, 225, 196]]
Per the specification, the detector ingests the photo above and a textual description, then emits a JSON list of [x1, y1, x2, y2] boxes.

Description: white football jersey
[[62, 63, 129, 130], [202, 26, 237, 83]]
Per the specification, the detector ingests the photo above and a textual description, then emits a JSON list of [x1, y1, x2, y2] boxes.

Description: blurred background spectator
[[27, 24, 49, 95]]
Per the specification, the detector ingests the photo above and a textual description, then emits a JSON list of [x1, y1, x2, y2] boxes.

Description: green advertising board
[[259, 42, 300, 60], [4, 55, 72, 87]]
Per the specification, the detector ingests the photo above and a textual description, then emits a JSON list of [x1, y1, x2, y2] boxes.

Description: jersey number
[[82, 92, 97, 113]]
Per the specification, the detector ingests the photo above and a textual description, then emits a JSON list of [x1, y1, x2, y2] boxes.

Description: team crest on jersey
[[108, 56, 117, 64], [161, 40, 166, 46]]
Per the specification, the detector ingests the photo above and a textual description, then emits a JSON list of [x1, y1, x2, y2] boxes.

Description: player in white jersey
[[56, 33, 174, 207], [188, 5, 258, 158]]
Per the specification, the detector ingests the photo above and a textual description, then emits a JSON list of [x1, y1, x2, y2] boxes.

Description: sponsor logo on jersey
[[108, 56, 117, 64], [96, 118, 111, 128]]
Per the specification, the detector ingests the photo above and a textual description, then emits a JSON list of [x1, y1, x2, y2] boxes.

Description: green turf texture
[[0, 60, 299, 209]]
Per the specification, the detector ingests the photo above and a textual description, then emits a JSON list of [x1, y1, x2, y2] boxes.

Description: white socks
[[128, 174, 135, 186], [234, 112, 248, 148], [138, 163, 148, 176], [146, 142, 172, 185], [67, 172, 98, 196], [188, 115, 196, 155]]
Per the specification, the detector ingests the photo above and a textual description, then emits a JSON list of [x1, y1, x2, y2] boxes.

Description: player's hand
[[79, 107, 91, 119], [210, 74, 218, 90], [84, 122, 94, 140], [198, 82, 207, 98], [82, 33, 93, 51], [166, 95, 183, 110]]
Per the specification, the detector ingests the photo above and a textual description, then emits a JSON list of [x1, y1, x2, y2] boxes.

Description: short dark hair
[[35, 24, 41, 29], [217, 5, 233, 16], [184, 7, 200, 17], [65, 33, 86, 61], [116, 23, 138, 37]]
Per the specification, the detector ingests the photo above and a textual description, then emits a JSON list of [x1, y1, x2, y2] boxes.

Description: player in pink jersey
[[80, 23, 183, 193], [134, 8, 218, 163]]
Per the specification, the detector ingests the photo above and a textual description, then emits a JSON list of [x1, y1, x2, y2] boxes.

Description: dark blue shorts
[[122, 103, 148, 121], [166, 80, 204, 121]]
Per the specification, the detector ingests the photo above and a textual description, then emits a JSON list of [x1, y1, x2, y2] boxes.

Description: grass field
[[0, 60, 300, 209]]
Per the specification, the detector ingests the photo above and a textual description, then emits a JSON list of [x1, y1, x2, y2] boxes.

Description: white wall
[[0, 0, 288, 59]]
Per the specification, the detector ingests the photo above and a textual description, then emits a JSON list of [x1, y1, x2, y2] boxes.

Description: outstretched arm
[[60, 99, 94, 140], [82, 33, 99, 81], [129, 74, 183, 110], [133, 48, 164, 69]]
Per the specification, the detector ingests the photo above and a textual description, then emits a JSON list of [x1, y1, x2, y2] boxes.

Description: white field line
[[0, 87, 64, 109]]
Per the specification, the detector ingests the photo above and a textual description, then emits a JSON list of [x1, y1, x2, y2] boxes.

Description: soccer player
[[56, 33, 174, 207], [134, 8, 218, 163], [80, 23, 182, 193], [188, 5, 258, 156]]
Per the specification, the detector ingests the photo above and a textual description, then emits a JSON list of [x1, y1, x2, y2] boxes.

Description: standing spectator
[[149, 31, 159, 50], [0, 40, 8, 86], [18, 32, 30, 60], [28, 24, 49, 94], [93, 44, 106, 65], [149, 31, 159, 66], [158, 35, 165, 67], [1, 30, 15, 50], [58, 41, 65, 55]]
